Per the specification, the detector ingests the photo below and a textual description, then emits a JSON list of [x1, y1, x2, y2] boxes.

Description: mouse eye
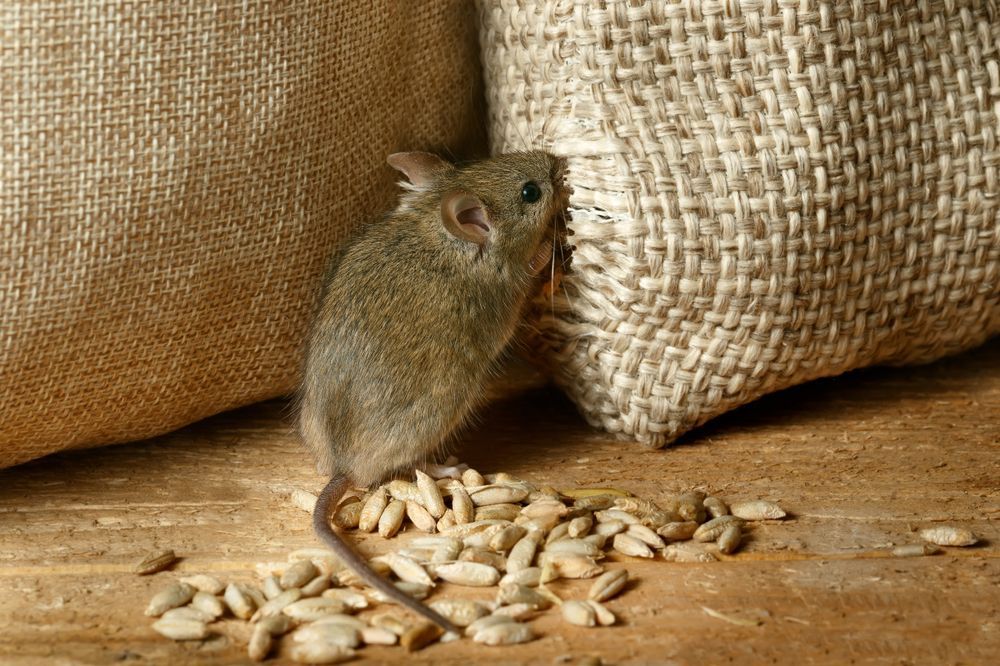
[[520, 181, 542, 204]]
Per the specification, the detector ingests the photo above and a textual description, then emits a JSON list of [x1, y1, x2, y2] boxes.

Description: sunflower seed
[[361, 626, 399, 645], [262, 575, 283, 600], [693, 516, 744, 542], [401, 621, 444, 652], [406, 501, 438, 533], [471, 486, 530, 506], [562, 600, 597, 627], [497, 583, 552, 609], [151, 617, 209, 640], [134, 549, 178, 575], [490, 602, 538, 620], [190, 591, 225, 619], [612, 533, 654, 558], [656, 521, 699, 541], [588, 569, 628, 602], [545, 521, 572, 545], [178, 575, 225, 595], [415, 470, 446, 519], [506, 534, 540, 573], [462, 468, 487, 487], [893, 543, 942, 557], [586, 600, 616, 626], [382, 553, 434, 586], [282, 560, 319, 589], [145, 582, 195, 617], [473, 620, 535, 645], [300, 574, 332, 597], [160, 606, 213, 623], [919, 526, 978, 547], [432, 561, 500, 586], [289, 642, 355, 664], [730, 500, 786, 521], [253, 589, 302, 620], [321, 588, 369, 610], [568, 515, 594, 538], [223, 583, 256, 620], [717, 523, 742, 554], [378, 499, 406, 538], [465, 614, 515, 637], [499, 567, 542, 587], [358, 488, 389, 532], [429, 599, 491, 627], [459, 547, 507, 571], [247, 624, 273, 661], [332, 500, 362, 529]]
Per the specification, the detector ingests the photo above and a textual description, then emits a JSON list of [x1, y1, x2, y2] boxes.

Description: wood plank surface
[[1, 341, 998, 665]]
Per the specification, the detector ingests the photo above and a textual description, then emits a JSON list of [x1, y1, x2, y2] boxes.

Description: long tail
[[313, 476, 460, 635]]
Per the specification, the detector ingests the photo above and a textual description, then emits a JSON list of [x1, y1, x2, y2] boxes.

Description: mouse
[[298, 150, 566, 633]]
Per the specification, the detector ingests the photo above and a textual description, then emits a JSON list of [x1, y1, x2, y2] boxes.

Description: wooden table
[[1, 341, 997, 664]]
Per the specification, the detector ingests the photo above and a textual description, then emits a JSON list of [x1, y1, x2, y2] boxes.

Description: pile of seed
[[145, 462, 793, 662]]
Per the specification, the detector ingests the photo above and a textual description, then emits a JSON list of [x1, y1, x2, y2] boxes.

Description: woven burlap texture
[[0, 2, 486, 469], [480, 0, 1000, 446]]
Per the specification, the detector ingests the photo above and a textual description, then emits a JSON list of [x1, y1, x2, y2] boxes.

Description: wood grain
[[1, 342, 997, 665]]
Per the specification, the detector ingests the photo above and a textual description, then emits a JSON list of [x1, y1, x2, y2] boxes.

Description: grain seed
[[693, 515, 744, 542], [160, 606, 213, 623], [436, 509, 457, 532], [358, 488, 389, 532], [253, 589, 302, 620], [291, 489, 319, 513], [289, 642, 355, 664], [490, 524, 528, 552], [517, 513, 562, 534], [288, 549, 344, 576], [893, 543, 942, 557], [300, 573, 332, 597], [429, 599, 491, 627], [459, 547, 507, 571], [336, 558, 391, 587], [545, 538, 602, 558], [704, 496, 729, 518], [593, 520, 627, 537], [497, 583, 552, 609], [717, 523, 742, 554], [386, 480, 423, 503], [490, 602, 537, 620], [134, 549, 178, 575], [178, 575, 225, 595], [476, 503, 523, 522], [473, 621, 535, 645], [282, 560, 319, 589], [656, 521, 699, 541], [545, 521, 572, 545], [262, 575, 283, 600], [451, 484, 475, 524], [189, 591, 224, 619], [332, 500, 362, 530], [145, 582, 195, 617], [151, 618, 209, 641], [730, 500, 786, 521], [562, 488, 631, 499], [626, 524, 665, 549], [321, 588, 369, 611], [369, 581, 432, 602], [919, 526, 978, 547], [223, 583, 256, 620], [521, 498, 569, 519], [382, 553, 434, 586], [562, 600, 596, 627], [470, 485, 530, 506], [663, 543, 718, 563], [282, 597, 347, 621], [541, 553, 603, 580], [676, 491, 707, 523], [416, 470, 447, 518], [378, 499, 406, 538], [258, 613, 295, 636], [369, 611, 410, 636], [612, 533, 654, 558], [247, 624, 273, 661], [568, 515, 594, 538], [361, 626, 399, 645], [406, 501, 438, 533], [432, 561, 500, 586], [595, 509, 640, 525], [588, 569, 628, 602], [573, 495, 618, 511], [506, 534, 540, 573], [499, 567, 542, 588], [310, 614, 368, 631], [292, 622, 361, 647], [462, 468, 487, 487], [401, 621, 444, 652], [462, 523, 511, 549], [586, 600, 616, 626]]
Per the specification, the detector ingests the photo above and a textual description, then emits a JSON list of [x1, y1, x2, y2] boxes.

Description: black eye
[[520, 181, 542, 203]]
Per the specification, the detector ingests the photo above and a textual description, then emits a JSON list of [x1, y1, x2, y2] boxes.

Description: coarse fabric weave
[[480, 0, 1000, 446], [0, 1, 486, 468]]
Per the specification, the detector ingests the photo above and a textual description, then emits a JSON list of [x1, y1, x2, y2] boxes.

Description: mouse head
[[388, 151, 566, 275]]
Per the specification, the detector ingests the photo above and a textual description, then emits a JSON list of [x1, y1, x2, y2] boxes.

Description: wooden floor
[[1, 342, 998, 665]]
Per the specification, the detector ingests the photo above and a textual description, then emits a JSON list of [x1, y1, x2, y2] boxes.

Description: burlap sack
[[480, 0, 1000, 446], [0, 1, 486, 468]]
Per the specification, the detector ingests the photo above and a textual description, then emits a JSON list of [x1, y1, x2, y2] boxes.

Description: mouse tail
[[313, 476, 460, 635]]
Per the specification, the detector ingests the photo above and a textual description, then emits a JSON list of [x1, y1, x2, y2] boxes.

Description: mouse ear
[[441, 191, 491, 246], [387, 152, 448, 188]]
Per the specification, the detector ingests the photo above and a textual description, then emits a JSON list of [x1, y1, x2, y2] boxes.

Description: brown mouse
[[298, 150, 566, 633]]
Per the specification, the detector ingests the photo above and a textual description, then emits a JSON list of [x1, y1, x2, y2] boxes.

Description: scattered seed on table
[[626, 524, 665, 549], [500, 567, 542, 588], [378, 499, 406, 538], [401, 621, 444, 652], [497, 583, 552, 609], [437, 509, 457, 531], [704, 496, 729, 518], [730, 500, 786, 521], [223, 583, 256, 620], [179, 575, 225, 595], [919, 526, 978, 547], [383, 553, 434, 586], [291, 489, 318, 513], [361, 626, 399, 645], [657, 521, 699, 541], [562, 600, 597, 627], [282, 560, 319, 589], [190, 591, 224, 619], [717, 523, 742, 554], [262, 575, 282, 600], [663, 543, 718, 563], [151, 617, 209, 641], [145, 582, 195, 617], [134, 549, 178, 575], [416, 470, 447, 518], [291, 622, 361, 648], [594, 520, 627, 538], [613, 533, 654, 558], [332, 500, 362, 529], [289, 642, 355, 664], [432, 561, 500, 587], [459, 547, 507, 571], [370, 612, 410, 636], [568, 515, 594, 538], [471, 486, 530, 506], [521, 499, 569, 519], [300, 573, 332, 597], [490, 602, 537, 620], [474, 621, 535, 645], [693, 515, 744, 542], [892, 543, 941, 557], [586, 600, 616, 626], [429, 599, 490, 627], [462, 468, 487, 487], [491, 524, 527, 552], [465, 615, 515, 638], [406, 500, 438, 532], [282, 597, 347, 621], [476, 503, 523, 522], [247, 624, 273, 661], [588, 569, 628, 602], [253, 588, 302, 620], [258, 613, 294, 636], [595, 509, 640, 525], [160, 606, 213, 623]]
